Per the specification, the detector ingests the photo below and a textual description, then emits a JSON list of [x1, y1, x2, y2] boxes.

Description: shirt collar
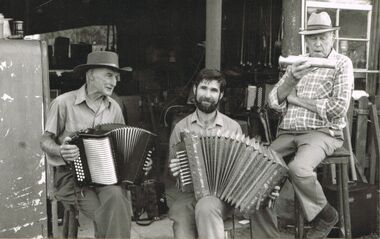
[[190, 110, 224, 128], [327, 48, 338, 59], [74, 84, 111, 107]]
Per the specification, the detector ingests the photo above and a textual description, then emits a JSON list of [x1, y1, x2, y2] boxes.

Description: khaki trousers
[[270, 131, 343, 221], [77, 185, 132, 238], [169, 192, 279, 239]]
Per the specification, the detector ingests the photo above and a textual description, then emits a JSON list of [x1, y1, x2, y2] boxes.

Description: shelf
[[49, 69, 73, 76]]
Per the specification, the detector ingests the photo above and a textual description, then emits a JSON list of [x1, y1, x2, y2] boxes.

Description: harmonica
[[279, 55, 337, 69]]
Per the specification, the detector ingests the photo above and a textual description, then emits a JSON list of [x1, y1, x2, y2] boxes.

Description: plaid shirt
[[268, 49, 354, 132]]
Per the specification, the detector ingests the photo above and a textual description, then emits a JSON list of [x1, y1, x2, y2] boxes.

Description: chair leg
[[249, 219, 253, 239], [51, 200, 59, 238], [336, 163, 345, 237], [231, 213, 235, 239], [294, 193, 304, 239], [341, 163, 352, 238], [336, 163, 352, 239]]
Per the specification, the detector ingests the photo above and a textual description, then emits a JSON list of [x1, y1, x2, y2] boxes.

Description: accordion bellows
[[70, 123, 156, 186], [174, 131, 288, 217]]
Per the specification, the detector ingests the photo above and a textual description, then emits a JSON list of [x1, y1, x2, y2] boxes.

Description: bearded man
[[168, 68, 280, 239]]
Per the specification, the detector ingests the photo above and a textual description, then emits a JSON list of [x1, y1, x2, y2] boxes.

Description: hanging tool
[[274, 16, 283, 57], [268, 0, 273, 68], [111, 25, 116, 52], [240, 0, 247, 66], [256, 4, 264, 68], [106, 24, 110, 51]]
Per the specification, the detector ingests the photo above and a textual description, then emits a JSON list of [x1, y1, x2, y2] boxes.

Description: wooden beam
[[281, 0, 302, 56], [369, 100, 380, 184], [354, 97, 369, 171], [205, 0, 222, 70]]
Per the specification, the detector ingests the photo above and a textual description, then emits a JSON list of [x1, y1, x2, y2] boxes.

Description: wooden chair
[[294, 146, 352, 239], [294, 117, 357, 239]]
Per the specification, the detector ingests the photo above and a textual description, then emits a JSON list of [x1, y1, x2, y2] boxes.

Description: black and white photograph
[[0, 0, 379, 238]]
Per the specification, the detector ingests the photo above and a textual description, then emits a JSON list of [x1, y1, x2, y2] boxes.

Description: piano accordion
[[174, 131, 288, 217], [69, 124, 156, 186]]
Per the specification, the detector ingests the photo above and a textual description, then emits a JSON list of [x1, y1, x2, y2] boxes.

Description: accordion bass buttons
[[74, 156, 85, 181]]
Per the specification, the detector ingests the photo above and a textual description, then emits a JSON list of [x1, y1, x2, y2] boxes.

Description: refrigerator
[[0, 40, 50, 237]]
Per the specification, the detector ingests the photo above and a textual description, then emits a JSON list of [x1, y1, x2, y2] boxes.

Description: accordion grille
[[71, 124, 156, 186], [175, 131, 288, 217], [83, 137, 118, 185]]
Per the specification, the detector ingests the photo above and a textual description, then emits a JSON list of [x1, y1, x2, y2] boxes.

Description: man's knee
[[288, 160, 314, 178], [195, 196, 222, 217], [101, 185, 128, 204]]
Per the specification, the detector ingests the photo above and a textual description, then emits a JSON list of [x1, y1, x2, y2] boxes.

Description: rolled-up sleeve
[[268, 71, 288, 113], [315, 58, 354, 121], [44, 97, 65, 136], [169, 125, 182, 160]]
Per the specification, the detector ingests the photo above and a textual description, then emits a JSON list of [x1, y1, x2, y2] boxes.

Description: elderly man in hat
[[268, 12, 354, 238], [40, 51, 148, 238]]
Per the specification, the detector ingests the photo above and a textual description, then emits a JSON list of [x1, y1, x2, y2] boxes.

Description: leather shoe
[[306, 206, 338, 239]]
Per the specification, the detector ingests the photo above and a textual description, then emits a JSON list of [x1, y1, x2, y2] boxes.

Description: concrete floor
[[75, 211, 294, 239], [67, 179, 294, 239]]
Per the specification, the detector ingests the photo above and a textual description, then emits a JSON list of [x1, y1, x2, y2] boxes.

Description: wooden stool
[[62, 204, 79, 239], [294, 146, 352, 239]]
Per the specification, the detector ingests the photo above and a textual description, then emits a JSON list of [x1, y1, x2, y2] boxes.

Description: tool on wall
[[240, 0, 247, 66], [274, 16, 283, 56], [268, 0, 273, 68]]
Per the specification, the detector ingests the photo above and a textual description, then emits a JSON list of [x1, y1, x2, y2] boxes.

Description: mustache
[[198, 97, 215, 103]]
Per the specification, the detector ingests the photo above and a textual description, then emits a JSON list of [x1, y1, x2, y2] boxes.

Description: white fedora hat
[[299, 12, 340, 35]]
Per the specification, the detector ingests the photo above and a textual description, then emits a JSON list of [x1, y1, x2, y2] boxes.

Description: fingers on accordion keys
[[256, 194, 263, 210], [268, 186, 280, 208], [222, 130, 231, 138], [244, 136, 250, 145]]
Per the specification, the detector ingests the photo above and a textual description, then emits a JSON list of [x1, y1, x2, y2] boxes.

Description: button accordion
[[69, 124, 156, 186], [174, 131, 288, 217]]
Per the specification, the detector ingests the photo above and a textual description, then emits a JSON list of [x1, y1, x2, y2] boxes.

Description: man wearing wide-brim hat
[[268, 12, 354, 238], [40, 51, 150, 238]]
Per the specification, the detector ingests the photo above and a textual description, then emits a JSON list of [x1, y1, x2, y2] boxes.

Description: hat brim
[[73, 64, 132, 76], [299, 27, 339, 35]]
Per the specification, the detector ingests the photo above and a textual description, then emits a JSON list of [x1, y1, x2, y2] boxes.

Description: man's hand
[[169, 158, 181, 177], [287, 88, 298, 105], [277, 60, 311, 104], [268, 186, 281, 208], [289, 59, 313, 83], [60, 136, 79, 163], [143, 157, 153, 175]]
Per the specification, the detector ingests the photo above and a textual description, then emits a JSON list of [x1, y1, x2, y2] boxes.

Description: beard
[[194, 95, 220, 114]]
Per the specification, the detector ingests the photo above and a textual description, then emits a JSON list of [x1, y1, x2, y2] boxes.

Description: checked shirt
[[268, 49, 354, 131]]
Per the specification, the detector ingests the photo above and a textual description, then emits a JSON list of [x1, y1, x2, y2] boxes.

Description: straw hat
[[299, 12, 340, 35]]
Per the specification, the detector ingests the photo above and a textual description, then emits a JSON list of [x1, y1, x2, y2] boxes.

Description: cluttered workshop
[[0, 0, 379, 238]]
